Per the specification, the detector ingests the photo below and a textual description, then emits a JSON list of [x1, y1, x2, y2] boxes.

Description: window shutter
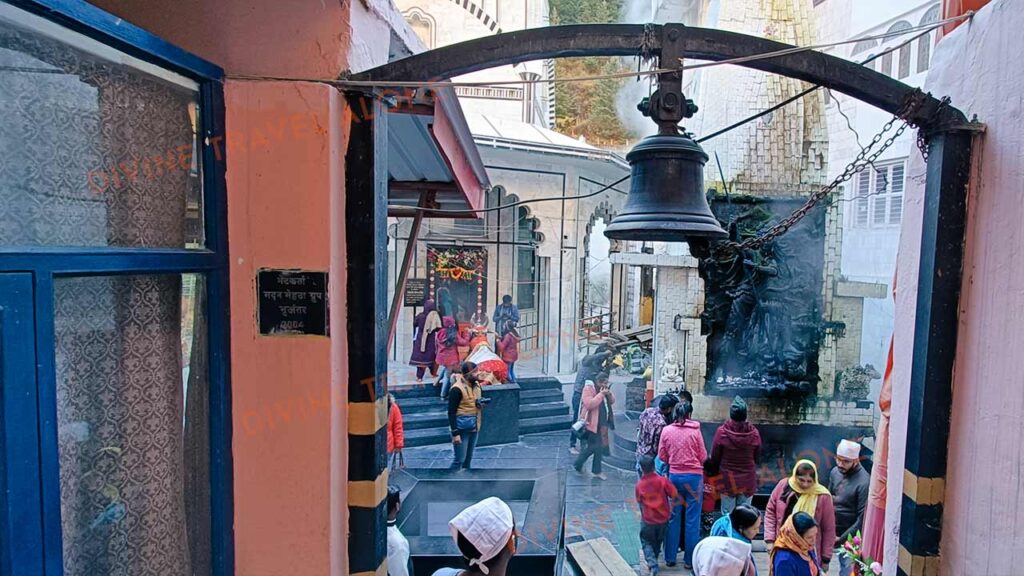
[[872, 167, 889, 225], [889, 162, 905, 224], [855, 171, 870, 227]]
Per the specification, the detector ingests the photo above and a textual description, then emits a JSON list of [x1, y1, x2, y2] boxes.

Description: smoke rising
[[614, 0, 706, 139]]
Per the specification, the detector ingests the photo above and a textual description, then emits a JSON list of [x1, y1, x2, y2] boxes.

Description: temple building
[[387, 0, 636, 377]]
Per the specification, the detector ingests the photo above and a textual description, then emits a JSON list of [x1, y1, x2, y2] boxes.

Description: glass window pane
[[874, 166, 889, 196], [516, 247, 536, 310], [54, 274, 210, 576], [855, 197, 869, 227], [898, 45, 911, 79], [872, 198, 888, 225], [892, 162, 905, 194], [0, 4, 205, 248], [880, 52, 893, 76], [917, 34, 931, 73], [857, 171, 870, 197]]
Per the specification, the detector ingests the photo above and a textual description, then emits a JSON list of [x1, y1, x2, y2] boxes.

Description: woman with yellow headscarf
[[765, 460, 836, 572]]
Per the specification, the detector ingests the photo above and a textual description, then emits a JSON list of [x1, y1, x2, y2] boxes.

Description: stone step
[[397, 388, 565, 413], [402, 401, 569, 430], [390, 383, 441, 400], [604, 437, 639, 473], [515, 377, 565, 391], [404, 426, 451, 447], [521, 414, 572, 435], [521, 388, 565, 403], [394, 395, 446, 411], [406, 411, 573, 447]]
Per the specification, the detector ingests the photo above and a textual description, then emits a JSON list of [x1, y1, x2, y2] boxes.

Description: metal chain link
[[915, 96, 949, 162], [731, 94, 926, 251]]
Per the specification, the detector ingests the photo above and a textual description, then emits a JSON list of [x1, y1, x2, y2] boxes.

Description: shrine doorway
[[427, 244, 488, 328]]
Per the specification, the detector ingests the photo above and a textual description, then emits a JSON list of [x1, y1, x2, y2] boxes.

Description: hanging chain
[[916, 96, 949, 162], [732, 92, 928, 251]]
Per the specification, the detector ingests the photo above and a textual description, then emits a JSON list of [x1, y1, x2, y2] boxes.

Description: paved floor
[[401, 430, 846, 575]]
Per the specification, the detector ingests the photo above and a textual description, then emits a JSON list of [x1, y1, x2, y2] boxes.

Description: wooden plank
[[567, 537, 634, 576]]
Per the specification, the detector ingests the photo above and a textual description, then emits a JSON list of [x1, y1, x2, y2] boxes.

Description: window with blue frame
[[0, 3, 205, 249], [0, 2, 229, 575]]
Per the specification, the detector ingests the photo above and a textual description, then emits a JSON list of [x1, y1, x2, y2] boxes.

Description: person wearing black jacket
[[569, 345, 614, 453], [829, 440, 870, 576]]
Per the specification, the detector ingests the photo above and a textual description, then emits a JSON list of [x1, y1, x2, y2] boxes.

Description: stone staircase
[[392, 377, 573, 447], [607, 412, 641, 472]]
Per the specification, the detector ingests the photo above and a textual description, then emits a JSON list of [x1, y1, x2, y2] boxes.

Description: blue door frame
[[0, 1, 233, 574], [0, 274, 45, 575]]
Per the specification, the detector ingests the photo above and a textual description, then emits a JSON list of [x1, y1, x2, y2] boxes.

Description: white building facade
[[395, 0, 555, 127], [814, 0, 943, 402]]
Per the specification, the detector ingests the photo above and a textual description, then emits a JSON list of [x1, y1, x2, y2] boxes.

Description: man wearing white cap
[[432, 497, 518, 576], [829, 439, 870, 576]]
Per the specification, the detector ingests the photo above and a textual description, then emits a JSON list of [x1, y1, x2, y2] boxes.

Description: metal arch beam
[[349, 23, 967, 129]]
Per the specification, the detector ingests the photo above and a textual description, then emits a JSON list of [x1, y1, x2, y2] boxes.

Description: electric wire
[[387, 174, 629, 214], [827, 87, 892, 199], [696, 23, 938, 143]]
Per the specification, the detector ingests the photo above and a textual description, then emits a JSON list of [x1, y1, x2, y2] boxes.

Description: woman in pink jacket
[[571, 373, 615, 480], [764, 459, 836, 573], [657, 401, 707, 569]]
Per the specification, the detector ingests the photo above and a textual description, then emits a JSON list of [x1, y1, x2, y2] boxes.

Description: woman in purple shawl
[[410, 299, 442, 383]]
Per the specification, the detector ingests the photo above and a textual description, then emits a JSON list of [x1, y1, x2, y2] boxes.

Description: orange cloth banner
[[862, 274, 897, 562]]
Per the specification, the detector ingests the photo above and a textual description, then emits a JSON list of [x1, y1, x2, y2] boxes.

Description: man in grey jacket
[[829, 439, 870, 576]]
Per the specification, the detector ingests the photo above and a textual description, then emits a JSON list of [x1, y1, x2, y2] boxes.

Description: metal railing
[[578, 309, 615, 348]]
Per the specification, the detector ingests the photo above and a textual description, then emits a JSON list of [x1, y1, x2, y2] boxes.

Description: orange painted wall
[[224, 80, 343, 575], [86, 2, 362, 573], [89, 0, 351, 77]]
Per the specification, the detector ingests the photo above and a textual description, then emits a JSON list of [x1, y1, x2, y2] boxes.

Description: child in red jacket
[[387, 394, 405, 468], [636, 454, 679, 576], [497, 321, 520, 383]]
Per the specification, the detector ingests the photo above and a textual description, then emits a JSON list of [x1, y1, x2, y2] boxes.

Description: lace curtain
[[0, 11, 203, 248], [1, 7, 210, 576]]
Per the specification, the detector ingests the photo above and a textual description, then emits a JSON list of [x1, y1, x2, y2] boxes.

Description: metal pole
[[386, 192, 431, 358], [898, 126, 977, 575]]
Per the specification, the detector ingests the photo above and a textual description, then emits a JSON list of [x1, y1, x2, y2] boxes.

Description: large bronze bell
[[604, 132, 727, 243]]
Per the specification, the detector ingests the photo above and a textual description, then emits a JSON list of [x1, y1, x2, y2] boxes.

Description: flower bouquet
[[839, 531, 883, 576]]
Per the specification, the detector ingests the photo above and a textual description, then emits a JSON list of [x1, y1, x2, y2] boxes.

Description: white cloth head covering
[[448, 497, 514, 574], [837, 439, 862, 460], [693, 536, 753, 576], [468, 345, 500, 365]]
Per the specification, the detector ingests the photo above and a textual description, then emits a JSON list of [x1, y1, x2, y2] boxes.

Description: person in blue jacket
[[769, 512, 822, 576], [711, 505, 761, 575]]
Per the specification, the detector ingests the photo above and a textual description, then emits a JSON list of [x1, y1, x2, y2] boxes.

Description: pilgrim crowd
[[627, 390, 870, 576], [385, 300, 871, 576]]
